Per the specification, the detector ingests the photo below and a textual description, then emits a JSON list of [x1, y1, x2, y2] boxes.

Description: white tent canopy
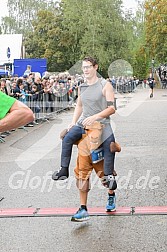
[[0, 34, 23, 64]]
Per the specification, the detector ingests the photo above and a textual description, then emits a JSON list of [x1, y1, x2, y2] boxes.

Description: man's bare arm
[[0, 100, 34, 132], [96, 81, 115, 118]]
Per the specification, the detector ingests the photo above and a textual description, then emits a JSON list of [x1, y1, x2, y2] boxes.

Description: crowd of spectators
[[0, 72, 140, 118], [0, 71, 84, 142], [157, 64, 167, 89], [0, 72, 141, 124], [0, 72, 84, 126]]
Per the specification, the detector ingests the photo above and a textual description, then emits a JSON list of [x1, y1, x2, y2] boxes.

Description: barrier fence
[[26, 92, 71, 119], [0, 91, 74, 143]]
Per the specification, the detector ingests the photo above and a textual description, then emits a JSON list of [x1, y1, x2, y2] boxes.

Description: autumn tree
[[144, 0, 167, 62], [129, 2, 150, 78]]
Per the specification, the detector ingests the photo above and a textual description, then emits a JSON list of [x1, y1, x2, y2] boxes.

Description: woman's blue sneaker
[[71, 208, 90, 222], [106, 195, 116, 212]]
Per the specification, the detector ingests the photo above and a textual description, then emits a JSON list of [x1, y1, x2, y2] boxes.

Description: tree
[[130, 2, 149, 78], [24, 9, 66, 72], [61, 0, 130, 76], [1, 0, 56, 35], [145, 0, 167, 62], [1, 16, 18, 34]]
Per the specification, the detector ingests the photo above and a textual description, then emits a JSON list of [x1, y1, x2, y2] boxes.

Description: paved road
[[0, 87, 167, 252]]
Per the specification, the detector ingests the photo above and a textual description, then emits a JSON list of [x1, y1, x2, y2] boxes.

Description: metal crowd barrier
[[26, 91, 70, 121], [115, 80, 137, 93], [0, 91, 71, 143], [162, 80, 167, 89]]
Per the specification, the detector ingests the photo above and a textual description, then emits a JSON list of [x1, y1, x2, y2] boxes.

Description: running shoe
[[106, 195, 116, 212], [71, 208, 90, 222]]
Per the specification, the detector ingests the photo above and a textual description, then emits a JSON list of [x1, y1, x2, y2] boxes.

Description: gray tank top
[[77, 78, 110, 125]]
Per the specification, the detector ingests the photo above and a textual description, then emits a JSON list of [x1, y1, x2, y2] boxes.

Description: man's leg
[[80, 190, 88, 206], [71, 154, 93, 222], [102, 128, 115, 176], [94, 161, 116, 212], [52, 125, 83, 180], [71, 179, 90, 222]]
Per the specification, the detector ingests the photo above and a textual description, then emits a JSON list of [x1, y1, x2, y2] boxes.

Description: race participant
[[147, 77, 155, 98], [52, 56, 118, 218], [52, 56, 116, 180]]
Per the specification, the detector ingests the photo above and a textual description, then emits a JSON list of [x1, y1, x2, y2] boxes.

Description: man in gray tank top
[[52, 56, 118, 221]]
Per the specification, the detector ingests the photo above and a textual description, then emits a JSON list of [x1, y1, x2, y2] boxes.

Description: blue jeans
[[61, 124, 115, 175]]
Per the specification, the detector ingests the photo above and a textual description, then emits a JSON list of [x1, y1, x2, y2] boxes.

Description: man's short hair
[[83, 56, 98, 66]]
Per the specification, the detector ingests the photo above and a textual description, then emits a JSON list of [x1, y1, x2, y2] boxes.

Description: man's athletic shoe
[[71, 208, 90, 222], [106, 195, 116, 212], [52, 167, 69, 180]]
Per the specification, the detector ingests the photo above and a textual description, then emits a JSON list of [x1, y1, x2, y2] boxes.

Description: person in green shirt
[[0, 91, 34, 132]]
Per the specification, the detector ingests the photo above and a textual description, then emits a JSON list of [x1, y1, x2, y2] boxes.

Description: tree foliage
[[60, 0, 129, 76], [24, 0, 133, 75], [128, 2, 150, 78], [145, 0, 167, 62], [24, 9, 65, 72]]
